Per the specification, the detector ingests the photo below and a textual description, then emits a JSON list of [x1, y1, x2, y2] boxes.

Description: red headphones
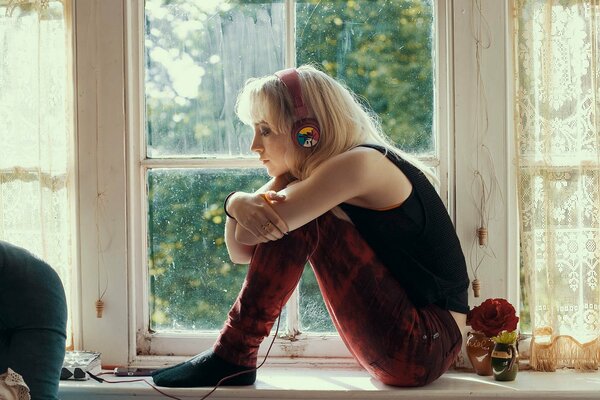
[[275, 68, 321, 148]]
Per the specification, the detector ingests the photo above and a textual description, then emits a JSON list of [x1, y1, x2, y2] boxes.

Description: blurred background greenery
[[144, 0, 434, 333]]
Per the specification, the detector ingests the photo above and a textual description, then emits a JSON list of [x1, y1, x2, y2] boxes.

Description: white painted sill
[[59, 367, 600, 400]]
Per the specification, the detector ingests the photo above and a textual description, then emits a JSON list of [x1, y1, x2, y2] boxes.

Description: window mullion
[[129, 0, 444, 359], [282, 0, 302, 338], [284, 0, 296, 68]]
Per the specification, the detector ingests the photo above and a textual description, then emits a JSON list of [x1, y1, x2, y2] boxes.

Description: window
[[135, 0, 439, 357], [75, 1, 515, 367]]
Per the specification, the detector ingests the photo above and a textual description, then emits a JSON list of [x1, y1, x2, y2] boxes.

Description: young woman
[[152, 65, 469, 388]]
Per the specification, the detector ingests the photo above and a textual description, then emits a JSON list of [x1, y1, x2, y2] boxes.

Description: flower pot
[[466, 331, 494, 376], [491, 342, 518, 381]]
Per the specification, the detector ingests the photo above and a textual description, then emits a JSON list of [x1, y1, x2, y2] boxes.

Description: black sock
[[151, 350, 256, 387]]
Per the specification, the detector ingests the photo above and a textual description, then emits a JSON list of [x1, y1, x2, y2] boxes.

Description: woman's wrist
[[223, 191, 237, 219]]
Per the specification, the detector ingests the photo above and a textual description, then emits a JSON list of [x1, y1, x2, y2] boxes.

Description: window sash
[[75, 0, 518, 368], [127, 0, 448, 360]]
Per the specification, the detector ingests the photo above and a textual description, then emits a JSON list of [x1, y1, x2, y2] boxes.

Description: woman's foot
[[151, 350, 256, 387]]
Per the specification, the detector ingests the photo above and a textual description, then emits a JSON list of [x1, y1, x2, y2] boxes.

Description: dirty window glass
[[144, 0, 435, 335], [145, 1, 285, 158], [147, 168, 267, 331]]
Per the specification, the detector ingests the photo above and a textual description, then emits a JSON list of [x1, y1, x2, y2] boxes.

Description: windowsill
[[59, 367, 600, 400]]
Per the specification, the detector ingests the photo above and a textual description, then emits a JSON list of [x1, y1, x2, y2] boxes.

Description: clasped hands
[[227, 190, 289, 244]]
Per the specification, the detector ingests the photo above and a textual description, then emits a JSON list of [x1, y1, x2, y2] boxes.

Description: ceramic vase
[[466, 331, 494, 376], [491, 342, 518, 381]]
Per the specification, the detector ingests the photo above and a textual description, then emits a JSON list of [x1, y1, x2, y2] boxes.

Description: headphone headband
[[274, 67, 321, 148], [274, 68, 309, 119]]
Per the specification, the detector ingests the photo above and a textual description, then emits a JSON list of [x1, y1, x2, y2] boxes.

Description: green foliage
[[492, 330, 518, 344], [147, 169, 266, 330], [297, 0, 434, 152], [144, 0, 435, 333]]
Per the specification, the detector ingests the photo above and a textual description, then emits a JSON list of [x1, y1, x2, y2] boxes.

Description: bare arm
[[224, 217, 255, 264], [230, 147, 410, 246], [224, 174, 293, 263]]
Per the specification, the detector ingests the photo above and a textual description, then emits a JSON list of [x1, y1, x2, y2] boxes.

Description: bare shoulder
[[339, 145, 387, 159], [318, 146, 412, 209], [308, 147, 400, 195], [315, 146, 388, 175]]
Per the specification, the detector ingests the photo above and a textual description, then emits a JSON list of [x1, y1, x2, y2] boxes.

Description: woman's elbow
[[235, 229, 260, 246], [229, 253, 251, 265]]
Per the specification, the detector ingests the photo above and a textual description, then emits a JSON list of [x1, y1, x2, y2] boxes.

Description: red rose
[[467, 298, 519, 338]]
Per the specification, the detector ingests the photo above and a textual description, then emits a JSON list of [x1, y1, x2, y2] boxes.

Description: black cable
[[86, 302, 284, 400], [86, 218, 321, 399]]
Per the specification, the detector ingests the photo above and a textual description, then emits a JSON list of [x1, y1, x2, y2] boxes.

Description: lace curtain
[[514, 0, 600, 370], [0, 0, 73, 345]]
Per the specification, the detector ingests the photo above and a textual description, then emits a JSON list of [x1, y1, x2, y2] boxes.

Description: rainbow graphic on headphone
[[275, 68, 321, 148]]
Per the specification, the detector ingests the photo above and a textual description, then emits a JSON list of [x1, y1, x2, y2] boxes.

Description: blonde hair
[[235, 64, 437, 183]]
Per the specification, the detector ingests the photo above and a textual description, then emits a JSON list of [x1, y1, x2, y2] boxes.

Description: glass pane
[[300, 264, 335, 332], [147, 168, 267, 331], [144, 0, 437, 338], [144, 0, 285, 158], [296, 0, 435, 333], [296, 0, 434, 153]]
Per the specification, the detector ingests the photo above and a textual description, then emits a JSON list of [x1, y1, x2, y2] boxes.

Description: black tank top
[[339, 144, 469, 313]]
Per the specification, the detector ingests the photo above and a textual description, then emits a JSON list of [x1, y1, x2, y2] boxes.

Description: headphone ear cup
[[292, 118, 321, 148]]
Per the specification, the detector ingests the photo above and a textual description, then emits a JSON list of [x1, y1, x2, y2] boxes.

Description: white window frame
[[74, 0, 518, 367]]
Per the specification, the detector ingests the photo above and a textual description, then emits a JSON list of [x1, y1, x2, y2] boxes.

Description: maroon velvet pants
[[214, 211, 462, 387]]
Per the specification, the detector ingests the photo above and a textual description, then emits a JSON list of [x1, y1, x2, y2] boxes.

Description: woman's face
[[250, 120, 294, 177]]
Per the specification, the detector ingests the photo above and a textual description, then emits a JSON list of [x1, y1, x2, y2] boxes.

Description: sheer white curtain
[[515, 0, 600, 370], [0, 0, 74, 345]]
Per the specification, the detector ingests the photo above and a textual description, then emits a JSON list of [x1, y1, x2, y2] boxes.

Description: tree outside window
[[143, 0, 434, 338]]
